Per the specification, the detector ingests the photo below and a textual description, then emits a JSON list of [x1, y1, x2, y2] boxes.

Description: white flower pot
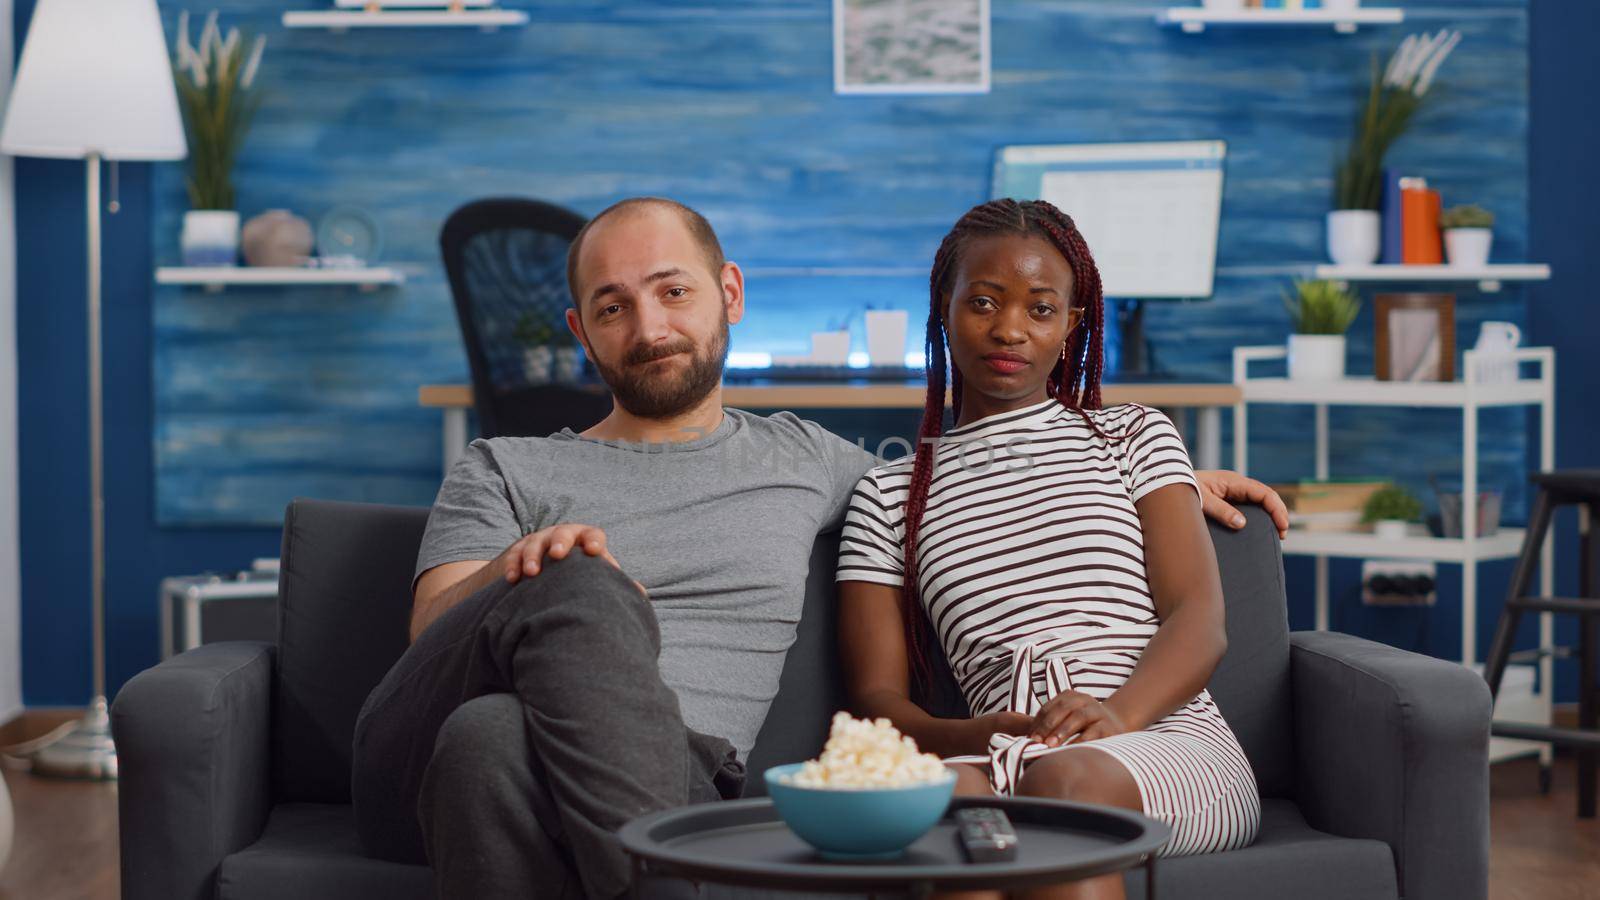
[[1202, 0, 1246, 9], [1373, 519, 1410, 540], [810, 330, 851, 366], [864, 310, 909, 367], [1444, 228, 1493, 268], [181, 209, 241, 267], [1325, 210, 1381, 266], [1322, 0, 1361, 12], [553, 346, 584, 384], [522, 346, 554, 385], [1287, 333, 1347, 381]]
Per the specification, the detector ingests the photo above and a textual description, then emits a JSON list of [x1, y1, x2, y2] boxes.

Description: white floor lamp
[[0, 0, 185, 779]]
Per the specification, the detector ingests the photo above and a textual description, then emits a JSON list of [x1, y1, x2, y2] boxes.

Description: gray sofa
[[113, 498, 1490, 900]]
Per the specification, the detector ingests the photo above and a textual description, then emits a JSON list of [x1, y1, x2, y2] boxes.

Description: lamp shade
[[0, 0, 185, 160]]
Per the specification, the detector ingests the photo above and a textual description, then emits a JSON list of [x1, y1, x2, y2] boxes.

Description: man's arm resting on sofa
[[110, 641, 275, 900], [1290, 630, 1492, 900]]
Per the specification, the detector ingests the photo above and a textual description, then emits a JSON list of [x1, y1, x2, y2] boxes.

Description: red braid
[[898, 198, 1142, 693]]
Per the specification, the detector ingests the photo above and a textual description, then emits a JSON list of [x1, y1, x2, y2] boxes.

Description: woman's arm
[[838, 579, 1028, 757], [1101, 481, 1228, 731]]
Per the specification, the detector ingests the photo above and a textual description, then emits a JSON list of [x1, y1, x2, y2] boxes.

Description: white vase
[[1322, 0, 1361, 12], [864, 310, 909, 368], [810, 330, 851, 366], [1444, 228, 1493, 268], [1325, 210, 1381, 266], [522, 346, 554, 385], [1287, 334, 1347, 381], [181, 210, 241, 267], [1202, 0, 1246, 9], [1373, 519, 1410, 540]]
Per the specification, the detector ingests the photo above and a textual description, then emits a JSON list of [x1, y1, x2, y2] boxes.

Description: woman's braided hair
[[899, 198, 1137, 690]]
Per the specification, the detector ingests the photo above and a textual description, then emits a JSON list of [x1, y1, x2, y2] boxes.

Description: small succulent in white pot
[[1284, 280, 1361, 381], [1362, 486, 1424, 539], [1440, 204, 1494, 268]]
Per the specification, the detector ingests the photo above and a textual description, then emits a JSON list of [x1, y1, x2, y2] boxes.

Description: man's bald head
[[566, 197, 726, 307]]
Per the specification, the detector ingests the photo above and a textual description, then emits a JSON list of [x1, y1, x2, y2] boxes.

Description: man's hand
[[1194, 470, 1290, 539], [494, 523, 645, 594]]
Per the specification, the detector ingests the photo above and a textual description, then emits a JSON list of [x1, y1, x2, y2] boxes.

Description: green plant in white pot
[[513, 312, 557, 385], [1440, 204, 1494, 268], [1329, 30, 1460, 265], [173, 11, 266, 267], [1362, 485, 1424, 540], [1284, 280, 1360, 381]]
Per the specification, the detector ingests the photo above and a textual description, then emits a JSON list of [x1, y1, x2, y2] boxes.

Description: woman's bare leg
[[936, 763, 1002, 900], [1013, 748, 1143, 900]]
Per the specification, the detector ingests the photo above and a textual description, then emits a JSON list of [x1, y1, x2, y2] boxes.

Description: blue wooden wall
[[153, 0, 1534, 525]]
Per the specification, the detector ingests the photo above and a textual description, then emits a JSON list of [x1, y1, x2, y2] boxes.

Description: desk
[[419, 381, 1238, 474]]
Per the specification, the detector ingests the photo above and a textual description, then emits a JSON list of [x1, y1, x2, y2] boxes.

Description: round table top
[[619, 795, 1169, 893]]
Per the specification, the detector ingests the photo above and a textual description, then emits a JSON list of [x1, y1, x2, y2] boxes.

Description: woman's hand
[[1029, 691, 1130, 747], [973, 710, 1034, 747]]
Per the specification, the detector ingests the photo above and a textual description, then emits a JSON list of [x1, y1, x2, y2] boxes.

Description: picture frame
[[1375, 293, 1456, 382], [833, 0, 991, 95]]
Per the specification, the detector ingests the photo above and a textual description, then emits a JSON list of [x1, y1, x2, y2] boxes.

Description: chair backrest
[[275, 500, 1291, 804], [439, 197, 613, 438]]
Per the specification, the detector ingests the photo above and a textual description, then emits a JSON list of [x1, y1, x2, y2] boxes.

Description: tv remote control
[[955, 807, 1018, 863]]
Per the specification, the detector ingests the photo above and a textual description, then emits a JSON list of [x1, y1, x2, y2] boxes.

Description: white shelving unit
[[1313, 263, 1552, 293], [1234, 344, 1556, 763], [1157, 7, 1404, 34], [156, 266, 407, 292], [282, 9, 528, 30]]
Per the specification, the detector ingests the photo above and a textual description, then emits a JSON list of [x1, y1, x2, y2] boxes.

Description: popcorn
[[780, 712, 949, 789]]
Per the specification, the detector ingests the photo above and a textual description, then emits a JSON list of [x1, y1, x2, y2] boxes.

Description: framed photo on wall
[[1375, 293, 1456, 382], [833, 0, 991, 95]]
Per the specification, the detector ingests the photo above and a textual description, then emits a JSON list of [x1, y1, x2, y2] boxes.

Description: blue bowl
[[764, 763, 957, 860]]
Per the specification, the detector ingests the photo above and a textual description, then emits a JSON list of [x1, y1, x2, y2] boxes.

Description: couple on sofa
[[351, 196, 1291, 900]]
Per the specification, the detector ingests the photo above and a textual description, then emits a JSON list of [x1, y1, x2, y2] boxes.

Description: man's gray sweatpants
[[351, 552, 745, 899]]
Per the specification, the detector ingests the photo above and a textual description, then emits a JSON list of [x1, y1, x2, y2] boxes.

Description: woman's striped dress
[[836, 399, 1260, 857]]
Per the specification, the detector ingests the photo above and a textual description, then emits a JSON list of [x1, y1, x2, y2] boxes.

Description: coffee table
[[619, 795, 1170, 898]]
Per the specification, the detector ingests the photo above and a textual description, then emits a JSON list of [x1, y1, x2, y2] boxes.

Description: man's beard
[[591, 314, 729, 420]]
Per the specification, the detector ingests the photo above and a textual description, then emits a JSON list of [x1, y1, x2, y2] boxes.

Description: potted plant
[[550, 329, 585, 384], [513, 313, 556, 385], [173, 12, 267, 267], [1329, 30, 1461, 265], [1362, 486, 1424, 539], [1440, 204, 1494, 268], [1283, 280, 1360, 381]]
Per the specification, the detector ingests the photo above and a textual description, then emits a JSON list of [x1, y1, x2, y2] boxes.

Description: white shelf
[[282, 9, 528, 29], [334, 0, 492, 6], [1313, 263, 1551, 293], [1240, 375, 1548, 408], [156, 266, 406, 291], [1282, 526, 1526, 563], [1157, 7, 1404, 34]]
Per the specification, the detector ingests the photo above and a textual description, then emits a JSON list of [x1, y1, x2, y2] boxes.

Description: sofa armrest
[[1290, 630, 1491, 900], [111, 641, 276, 900]]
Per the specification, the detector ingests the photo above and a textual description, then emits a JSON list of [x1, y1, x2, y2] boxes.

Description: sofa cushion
[[275, 499, 431, 804], [1121, 798, 1398, 900], [219, 804, 433, 900]]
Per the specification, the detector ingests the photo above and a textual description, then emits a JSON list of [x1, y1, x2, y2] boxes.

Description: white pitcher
[[1472, 321, 1521, 384]]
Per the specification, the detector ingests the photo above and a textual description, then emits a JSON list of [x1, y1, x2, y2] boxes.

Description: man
[[351, 197, 1289, 899]]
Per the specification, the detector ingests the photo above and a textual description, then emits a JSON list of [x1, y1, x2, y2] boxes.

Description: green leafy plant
[[1362, 486, 1424, 523], [512, 312, 556, 347], [1334, 30, 1462, 211], [172, 12, 267, 211], [1283, 280, 1361, 336], [1440, 204, 1495, 230]]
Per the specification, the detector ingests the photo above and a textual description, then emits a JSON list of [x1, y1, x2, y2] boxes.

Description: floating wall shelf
[[1312, 263, 1551, 293], [282, 9, 528, 30], [1157, 8, 1405, 34], [156, 266, 407, 292]]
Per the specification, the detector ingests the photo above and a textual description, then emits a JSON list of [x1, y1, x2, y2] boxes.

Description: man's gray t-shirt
[[413, 408, 875, 761]]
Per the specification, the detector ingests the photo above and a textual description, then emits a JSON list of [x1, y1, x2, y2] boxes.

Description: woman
[[836, 199, 1260, 900]]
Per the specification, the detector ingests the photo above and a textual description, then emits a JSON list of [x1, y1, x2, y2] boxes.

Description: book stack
[[1272, 479, 1392, 532], [1381, 170, 1444, 265]]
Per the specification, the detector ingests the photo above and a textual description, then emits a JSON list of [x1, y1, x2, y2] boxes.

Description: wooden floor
[[0, 752, 1596, 898]]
